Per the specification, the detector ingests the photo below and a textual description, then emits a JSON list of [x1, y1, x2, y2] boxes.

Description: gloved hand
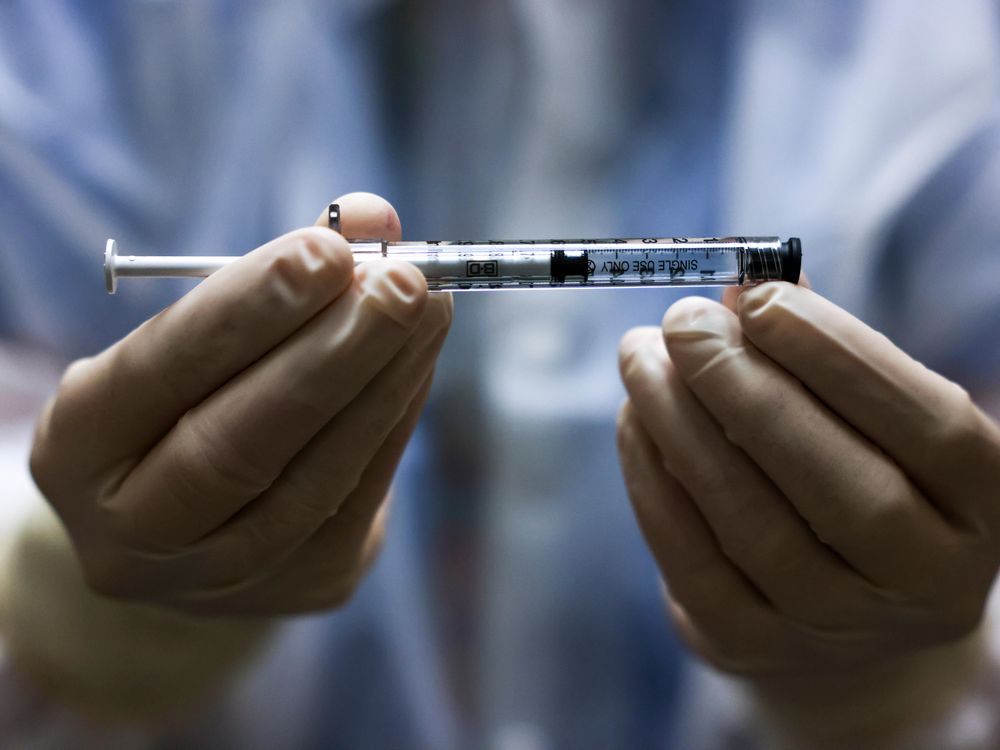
[[617, 281, 1000, 743], [29, 192, 452, 615]]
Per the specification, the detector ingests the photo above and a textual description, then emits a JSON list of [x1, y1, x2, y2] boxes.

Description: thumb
[[315, 192, 403, 242]]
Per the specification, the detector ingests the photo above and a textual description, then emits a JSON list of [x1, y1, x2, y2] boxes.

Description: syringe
[[103, 204, 801, 294]]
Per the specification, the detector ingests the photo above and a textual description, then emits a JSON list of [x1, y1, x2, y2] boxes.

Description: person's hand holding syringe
[[30, 192, 452, 615]]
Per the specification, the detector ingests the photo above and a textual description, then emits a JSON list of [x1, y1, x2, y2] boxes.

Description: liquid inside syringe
[[103, 208, 801, 294]]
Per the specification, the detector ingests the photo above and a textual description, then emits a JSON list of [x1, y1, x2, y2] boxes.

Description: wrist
[[1, 497, 278, 723], [747, 630, 990, 749]]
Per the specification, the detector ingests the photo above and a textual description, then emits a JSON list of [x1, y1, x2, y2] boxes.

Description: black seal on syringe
[[746, 238, 802, 284], [781, 238, 802, 283], [551, 249, 590, 283]]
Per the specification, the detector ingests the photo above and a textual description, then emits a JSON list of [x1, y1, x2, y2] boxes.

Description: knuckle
[[358, 261, 428, 328], [295, 226, 353, 273], [737, 287, 790, 339], [423, 292, 454, 334], [43, 357, 96, 437], [168, 412, 275, 500], [59, 355, 98, 391], [79, 549, 147, 601], [58, 356, 97, 393], [30, 358, 103, 494], [925, 381, 982, 451], [28, 400, 59, 492], [265, 227, 352, 302]]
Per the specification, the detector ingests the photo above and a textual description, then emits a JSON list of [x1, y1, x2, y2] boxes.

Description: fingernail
[[662, 298, 740, 347]]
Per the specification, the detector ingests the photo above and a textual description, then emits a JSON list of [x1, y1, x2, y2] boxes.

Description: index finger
[[736, 283, 1000, 524], [318, 191, 402, 241]]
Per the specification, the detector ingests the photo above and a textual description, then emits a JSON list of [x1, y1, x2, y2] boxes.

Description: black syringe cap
[[782, 237, 802, 283]]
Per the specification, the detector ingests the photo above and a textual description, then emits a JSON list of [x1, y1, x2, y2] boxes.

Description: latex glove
[[617, 282, 1000, 744], [30, 192, 452, 615]]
